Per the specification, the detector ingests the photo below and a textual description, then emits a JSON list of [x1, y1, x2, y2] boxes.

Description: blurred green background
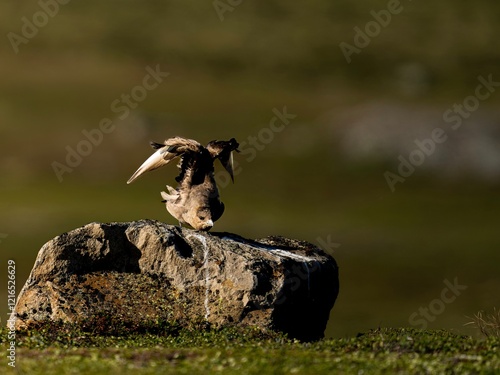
[[1, 1, 499, 338]]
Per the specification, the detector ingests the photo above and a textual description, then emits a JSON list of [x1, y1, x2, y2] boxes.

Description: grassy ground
[[1, 325, 499, 374]]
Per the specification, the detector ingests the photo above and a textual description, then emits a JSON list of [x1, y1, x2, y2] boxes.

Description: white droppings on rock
[[222, 236, 316, 262]]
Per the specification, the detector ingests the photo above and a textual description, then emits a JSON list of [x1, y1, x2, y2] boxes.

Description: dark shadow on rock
[[172, 227, 194, 258], [100, 223, 142, 273], [56, 223, 141, 275], [272, 260, 339, 341]]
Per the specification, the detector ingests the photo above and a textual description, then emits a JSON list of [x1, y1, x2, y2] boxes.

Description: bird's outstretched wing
[[206, 138, 240, 182], [127, 137, 202, 184]]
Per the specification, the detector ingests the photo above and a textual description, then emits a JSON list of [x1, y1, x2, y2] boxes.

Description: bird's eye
[[198, 215, 206, 220]]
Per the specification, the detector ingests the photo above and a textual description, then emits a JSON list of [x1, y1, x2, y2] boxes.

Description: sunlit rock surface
[[12, 220, 339, 341]]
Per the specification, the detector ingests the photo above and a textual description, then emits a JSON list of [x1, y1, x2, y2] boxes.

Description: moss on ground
[[1, 324, 499, 374]]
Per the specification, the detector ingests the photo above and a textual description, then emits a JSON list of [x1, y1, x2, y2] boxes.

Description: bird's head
[[188, 207, 214, 231], [206, 138, 240, 183]]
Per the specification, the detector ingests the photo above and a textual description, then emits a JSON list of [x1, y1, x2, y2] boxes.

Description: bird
[[127, 136, 239, 231]]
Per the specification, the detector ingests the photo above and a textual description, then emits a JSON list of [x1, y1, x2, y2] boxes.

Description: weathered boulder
[[12, 220, 339, 341]]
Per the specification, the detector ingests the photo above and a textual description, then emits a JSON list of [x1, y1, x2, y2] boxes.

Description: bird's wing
[[164, 137, 202, 154], [206, 138, 240, 182], [127, 146, 174, 184], [127, 137, 202, 184]]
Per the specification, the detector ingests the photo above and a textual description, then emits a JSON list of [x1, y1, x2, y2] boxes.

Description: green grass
[[466, 309, 500, 338], [1, 325, 499, 374]]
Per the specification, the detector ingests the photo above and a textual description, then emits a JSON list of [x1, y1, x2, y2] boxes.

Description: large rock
[[12, 220, 339, 341]]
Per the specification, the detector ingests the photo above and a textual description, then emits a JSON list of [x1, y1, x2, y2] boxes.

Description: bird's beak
[[219, 152, 236, 183], [227, 152, 235, 182], [202, 219, 214, 231]]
